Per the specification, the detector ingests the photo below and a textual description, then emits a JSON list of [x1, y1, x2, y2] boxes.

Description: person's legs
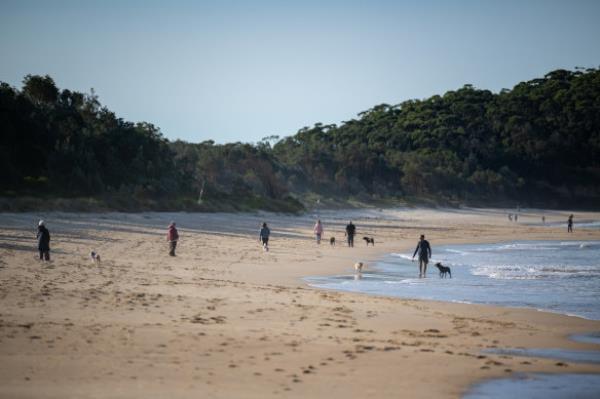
[[39, 250, 44, 260], [316, 234, 321, 244], [169, 241, 177, 256], [43, 251, 50, 261], [419, 258, 428, 277], [349, 235, 354, 247]]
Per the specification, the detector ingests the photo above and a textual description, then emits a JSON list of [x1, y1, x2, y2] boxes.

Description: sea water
[[307, 240, 600, 320], [464, 373, 600, 399]]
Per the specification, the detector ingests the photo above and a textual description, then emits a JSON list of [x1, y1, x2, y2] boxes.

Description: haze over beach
[[2, 1, 600, 398]]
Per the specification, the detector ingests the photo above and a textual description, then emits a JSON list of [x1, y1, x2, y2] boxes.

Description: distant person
[[259, 222, 270, 251], [542, 215, 546, 224], [568, 214, 573, 233], [313, 219, 324, 244], [36, 220, 51, 261], [167, 221, 179, 256], [508, 213, 512, 222], [345, 221, 356, 247], [514, 214, 518, 222], [412, 234, 432, 278]]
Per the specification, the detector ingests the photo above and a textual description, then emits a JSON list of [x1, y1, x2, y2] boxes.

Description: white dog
[[90, 251, 101, 263], [354, 262, 364, 272]]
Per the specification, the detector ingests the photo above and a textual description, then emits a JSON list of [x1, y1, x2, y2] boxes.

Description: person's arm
[[428, 242, 431, 258], [412, 243, 419, 258]]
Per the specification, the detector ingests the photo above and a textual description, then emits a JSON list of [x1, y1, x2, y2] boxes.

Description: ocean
[[307, 240, 600, 320]]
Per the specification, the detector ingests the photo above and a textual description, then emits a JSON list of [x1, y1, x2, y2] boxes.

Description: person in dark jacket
[[345, 221, 356, 247], [37, 220, 50, 261], [567, 214, 574, 233], [412, 234, 432, 278], [167, 222, 179, 256], [259, 222, 270, 251]]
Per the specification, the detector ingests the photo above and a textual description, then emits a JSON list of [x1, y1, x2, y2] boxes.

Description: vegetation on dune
[[1, 68, 599, 212]]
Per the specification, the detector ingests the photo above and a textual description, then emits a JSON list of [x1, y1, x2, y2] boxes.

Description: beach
[[1, 208, 600, 398]]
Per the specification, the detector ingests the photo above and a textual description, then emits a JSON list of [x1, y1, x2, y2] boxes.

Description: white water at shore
[[307, 240, 600, 320]]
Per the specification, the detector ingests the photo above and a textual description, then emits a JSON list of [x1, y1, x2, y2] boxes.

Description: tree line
[[1, 68, 599, 211]]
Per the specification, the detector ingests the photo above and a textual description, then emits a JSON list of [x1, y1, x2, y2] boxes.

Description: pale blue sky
[[1, 0, 599, 143]]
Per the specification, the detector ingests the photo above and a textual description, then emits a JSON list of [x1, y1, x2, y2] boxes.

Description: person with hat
[[37, 220, 51, 261]]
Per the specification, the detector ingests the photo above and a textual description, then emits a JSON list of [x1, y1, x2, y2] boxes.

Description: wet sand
[[1, 208, 599, 398]]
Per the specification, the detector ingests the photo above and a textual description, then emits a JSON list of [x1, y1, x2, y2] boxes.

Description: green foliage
[[2, 68, 600, 211]]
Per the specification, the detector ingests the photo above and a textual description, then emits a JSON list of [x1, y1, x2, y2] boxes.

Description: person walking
[[167, 221, 179, 256], [313, 219, 324, 244], [345, 221, 356, 247], [412, 234, 432, 278], [259, 222, 270, 251], [568, 214, 574, 233], [37, 220, 51, 261]]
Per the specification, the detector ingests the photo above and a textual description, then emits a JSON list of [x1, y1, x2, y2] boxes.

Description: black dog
[[363, 237, 375, 246], [434, 262, 451, 278], [330, 237, 336, 246]]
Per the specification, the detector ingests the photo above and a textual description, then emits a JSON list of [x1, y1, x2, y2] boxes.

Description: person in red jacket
[[167, 222, 179, 256]]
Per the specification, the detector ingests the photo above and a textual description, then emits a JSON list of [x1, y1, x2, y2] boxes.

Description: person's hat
[[38, 220, 44, 226]]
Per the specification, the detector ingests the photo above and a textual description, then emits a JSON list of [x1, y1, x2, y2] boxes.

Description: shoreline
[[1, 209, 600, 398], [302, 237, 600, 322]]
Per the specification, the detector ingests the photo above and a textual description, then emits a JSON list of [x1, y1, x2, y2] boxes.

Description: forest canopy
[[1, 68, 599, 211]]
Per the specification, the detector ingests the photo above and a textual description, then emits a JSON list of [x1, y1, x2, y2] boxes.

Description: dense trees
[[1, 68, 599, 211]]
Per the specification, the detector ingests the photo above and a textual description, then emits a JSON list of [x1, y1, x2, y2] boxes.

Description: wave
[[470, 263, 600, 280]]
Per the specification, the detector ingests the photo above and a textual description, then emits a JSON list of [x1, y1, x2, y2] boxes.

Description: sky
[[1, 0, 599, 144]]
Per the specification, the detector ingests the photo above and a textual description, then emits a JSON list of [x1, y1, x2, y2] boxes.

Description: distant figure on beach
[[508, 213, 512, 221], [345, 221, 356, 247], [259, 222, 270, 251], [167, 222, 179, 256], [412, 234, 432, 278], [542, 215, 546, 224], [313, 219, 324, 244], [37, 220, 51, 261], [568, 214, 574, 233], [514, 214, 518, 222]]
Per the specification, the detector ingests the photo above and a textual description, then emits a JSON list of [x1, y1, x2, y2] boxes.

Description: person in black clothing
[[567, 214, 574, 233], [412, 234, 431, 278], [345, 221, 356, 247], [37, 220, 51, 261], [259, 222, 270, 251]]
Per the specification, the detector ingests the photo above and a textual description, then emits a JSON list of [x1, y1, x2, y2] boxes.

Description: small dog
[[434, 262, 451, 278], [363, 236, 375, 246], [90, 251, 101, 263], [354, 262, 364, 272], [330, 237, 336, 246]]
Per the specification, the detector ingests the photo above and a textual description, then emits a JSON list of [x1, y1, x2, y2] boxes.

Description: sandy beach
[[1, 208, 600, 398]]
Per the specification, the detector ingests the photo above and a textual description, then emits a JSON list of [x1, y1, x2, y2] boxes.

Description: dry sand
[[1, 208, 599, 398]]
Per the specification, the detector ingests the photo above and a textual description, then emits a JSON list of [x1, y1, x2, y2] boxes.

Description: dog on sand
[[330, 237, 336, 246], [363, 237, 375, 246], [434, 262, 451, 278], [354, 262, 364, 272], [90, 251, 101, 263]]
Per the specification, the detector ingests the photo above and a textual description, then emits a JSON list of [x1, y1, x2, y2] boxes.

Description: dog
[[90, 251, 101, 263], [330, 237, 336, 246], [434, 262, 451, 278], [363, 236, 375, 246], [354, 262, 364, 272]]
